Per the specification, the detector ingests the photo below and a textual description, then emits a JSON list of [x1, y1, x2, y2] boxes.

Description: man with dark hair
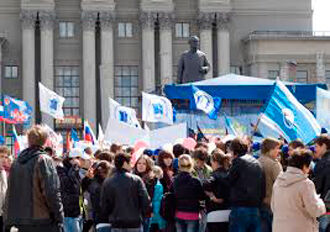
[[313, 135, 330, 232], [4, 125, 64, 232], [288, 140, 305, 156], [100, 153, 150, 232], [227, 138, 265, 232]]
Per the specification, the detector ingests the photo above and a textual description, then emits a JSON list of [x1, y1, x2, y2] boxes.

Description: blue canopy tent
[[164, 74, 328, 104]]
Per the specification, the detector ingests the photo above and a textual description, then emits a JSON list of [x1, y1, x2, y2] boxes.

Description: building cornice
[[20, 10, 38, 29], [81, 11, 98, 31]]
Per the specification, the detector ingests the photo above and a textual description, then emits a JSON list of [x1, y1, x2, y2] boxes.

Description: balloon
[[134, 140, 149, 153], [182, 137, 197, 150]]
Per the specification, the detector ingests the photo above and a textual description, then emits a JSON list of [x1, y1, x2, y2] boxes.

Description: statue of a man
[[177, 36, 210, 84]]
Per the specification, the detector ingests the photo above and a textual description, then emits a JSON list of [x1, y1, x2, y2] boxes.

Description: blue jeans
[[229, 207, 261, 232], [175, 219, 199, 232], [64, 217, 83, 232], [319, 214, 330, 232], [96, 224, 112, 232], [260, 206, 273, 232]]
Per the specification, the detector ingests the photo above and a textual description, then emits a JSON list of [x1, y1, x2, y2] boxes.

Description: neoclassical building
[[0, 0, 329, 133]]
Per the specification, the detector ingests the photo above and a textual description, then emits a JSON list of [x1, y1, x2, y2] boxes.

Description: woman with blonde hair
[[172, 155, 206, 232]]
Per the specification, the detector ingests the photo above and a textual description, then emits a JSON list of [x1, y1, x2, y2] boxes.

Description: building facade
[[0, 0, 329, 132]]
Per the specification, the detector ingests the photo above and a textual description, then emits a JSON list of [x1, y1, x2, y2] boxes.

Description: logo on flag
[[39, 82, 65, 120], [109, 98, 141, 128], [282, 108, 294, 129]]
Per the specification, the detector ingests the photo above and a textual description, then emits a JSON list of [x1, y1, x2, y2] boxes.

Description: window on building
[[268, 70, 279, 80], [175, 23, 190, 38], [55, 66, 80, 116], [59, 22, 74, 38], [118, 23, 133, 38], [296, 70, 308, 83], [115, 66, 139, 109], [325, 70, 330, 84], [4, 66, 18, 79]]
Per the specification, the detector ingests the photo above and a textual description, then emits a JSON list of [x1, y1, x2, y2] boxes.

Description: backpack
[[160, 192, 176, 221]]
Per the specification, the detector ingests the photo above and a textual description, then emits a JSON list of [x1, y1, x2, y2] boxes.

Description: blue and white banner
[[109, 98, 141, 128], [258, 80, 321, 144], [192, 86, 221, 120], [39, 83, 65, 120], [142, 92, 173, 125], [316, 88, 330, 131]]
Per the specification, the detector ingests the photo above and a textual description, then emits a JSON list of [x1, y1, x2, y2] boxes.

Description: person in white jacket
[[271, 149, 326, 232]]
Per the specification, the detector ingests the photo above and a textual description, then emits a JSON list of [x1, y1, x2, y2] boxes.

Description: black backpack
[[160, 191, 176, 221]]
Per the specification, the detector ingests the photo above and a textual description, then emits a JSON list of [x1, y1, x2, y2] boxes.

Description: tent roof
[[164, 74, 327, 103]]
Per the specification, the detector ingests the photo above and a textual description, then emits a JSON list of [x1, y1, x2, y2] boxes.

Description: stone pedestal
[[82, 11, 97, 127], [217, 13, 230, 76], [140, 12, 157, 92], [199, 13, 214, 79], [100, 12, 115, 127], [159, 13, 174, 85], [21, 10, 36, 123], [40, 11, 55, 127]]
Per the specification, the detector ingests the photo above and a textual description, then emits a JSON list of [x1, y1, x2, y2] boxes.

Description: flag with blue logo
[[191, 86, 221, 120], [224, 113, 238, 136], [142, 92, 173, 125], [3, 95, 32, 124], [39, 82, 65, 120], [258, 80, 321, 144], [109, 98, 141, 128]]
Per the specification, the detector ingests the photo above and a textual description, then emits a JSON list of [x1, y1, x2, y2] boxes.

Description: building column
[[140, 12, 157, 93], [40, 11, 55, 127], [216, 13, 230, 76], [81, 11, 97, 127], [20, 10, 37, 123], [199, 13, 214, 79], [99, 12, 115, 127], [316, 52, 326, 83], [159, 12, 174, 86], [0, 39, 3, 96]]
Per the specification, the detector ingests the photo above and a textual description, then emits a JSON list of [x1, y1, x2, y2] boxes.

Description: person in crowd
[[134, 155, 156, 232], [88, 161, 113, 231], [110, 143, 123, 154], [313, 135, 330, 232], [227, 137, 264, 232], [84, 147, 93, 157], [258, 138, 283, 232], [288, 140, 305, 156], [150, 166, 167, 232], [57, 148, 84, 232], [100, 153, 150, 232], [4, 125, 64, 232], [203, 149, 231, 232], [0, 146, 10, 232], [172, 154, 206, 232], [272, 149, 326, 232], [195, 142, 208, 150], [158, 151, 174, 193], [45, 146, 55, 158], [192, 148, 212, 181], [172, 144, 187, 174]]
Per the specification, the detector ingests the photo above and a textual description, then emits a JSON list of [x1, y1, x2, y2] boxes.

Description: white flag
[[142, 92, 173, 125], [109, 98, 141, 128], [39, 82, 65, 119], [98, 123, 105, 142]]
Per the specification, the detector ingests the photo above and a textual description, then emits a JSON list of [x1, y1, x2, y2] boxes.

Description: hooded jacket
[[313, 150, 330, 204], [4, 146, 64, 228], [271, 167, 326, 232]]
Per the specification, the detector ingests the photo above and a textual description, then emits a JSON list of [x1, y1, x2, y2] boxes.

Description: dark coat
[[313, 151, 330, 202], [56, 159, 81, 217], [172, 172, 206, 213]]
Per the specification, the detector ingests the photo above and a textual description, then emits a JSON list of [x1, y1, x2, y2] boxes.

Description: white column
[[100, 12, 115, 127], [159, 13, 174, 85], [82, 11, 97, 128], [316, 52, 326, 83], [141, 12, 156, 92], [199, 13, 214, 79], [40, 11, 55, 127], [21, 10, 36, 123], [217, 13, 230, 76]]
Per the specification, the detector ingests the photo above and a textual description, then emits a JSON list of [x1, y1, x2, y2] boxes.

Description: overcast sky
[[313, 0, 330, 31]]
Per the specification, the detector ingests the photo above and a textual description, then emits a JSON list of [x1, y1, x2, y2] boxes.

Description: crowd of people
[[0, 124, 329, 232]]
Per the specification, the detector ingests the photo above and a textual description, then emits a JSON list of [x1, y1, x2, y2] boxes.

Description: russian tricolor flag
[[84, 121, 96, 145], [12, 125, 20, 158]]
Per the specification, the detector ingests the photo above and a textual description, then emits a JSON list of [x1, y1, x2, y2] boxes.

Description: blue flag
[[3, 95, 32, 124], [224, 114, 238, 136], [258, 80, 321, 144], [191, 86, 221, 120]]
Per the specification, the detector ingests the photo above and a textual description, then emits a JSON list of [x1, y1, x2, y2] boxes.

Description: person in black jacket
[[227, 138, 265, 232], [100, 153, 150, 232], [313, 135, 330, 232], [57, 148, 84, 232], [203, 149, 231, 232], [4, 125, 64, 232], [172, 154, 206, 232]]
